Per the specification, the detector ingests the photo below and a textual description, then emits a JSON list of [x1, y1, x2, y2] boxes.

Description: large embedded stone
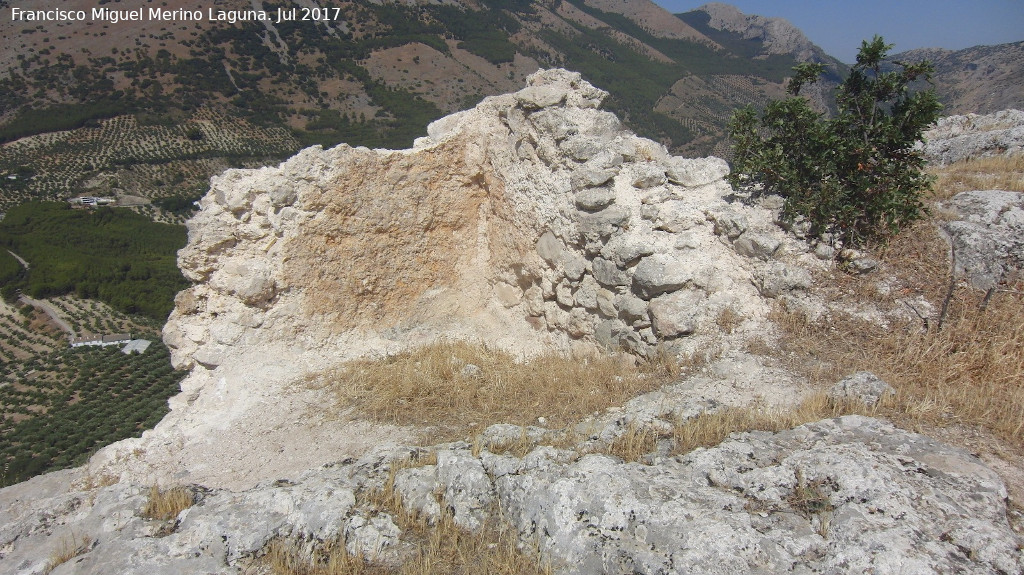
[[632, 254, 693, 299], [574, 188, 617, 212], [648, 289, 707, 338], [592, 257, 630, 287]]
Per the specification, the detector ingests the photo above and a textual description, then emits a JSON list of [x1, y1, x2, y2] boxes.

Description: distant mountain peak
[[694, 2, 827, 62], [580, 0, 713, 42]]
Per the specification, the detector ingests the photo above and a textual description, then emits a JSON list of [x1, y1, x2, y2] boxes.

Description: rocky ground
[[1, 71, 1022, 574]]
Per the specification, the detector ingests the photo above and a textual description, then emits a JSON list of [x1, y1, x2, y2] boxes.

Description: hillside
[[0, 0, 842, 214], [4, 0, 1020, 215], [894, 41, 1024, 115]]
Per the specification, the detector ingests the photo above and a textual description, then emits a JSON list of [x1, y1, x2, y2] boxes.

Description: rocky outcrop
[[941, 190, 1024, 290], [164, 68, 814, 370], [919, 109, 1024, 290], [157, 67, 823, 451], [921, 109, 1024, 165], [2, 70, 1023, 575], [56, 68, 828, 493], [174, 70, 841, 369], [482, 415, 1021, 575], [2, 401, 1021, 574], [696, 2, 831, 62]]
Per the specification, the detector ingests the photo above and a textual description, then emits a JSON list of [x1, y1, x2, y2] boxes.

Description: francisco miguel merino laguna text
[[9, 6, 343, 24]]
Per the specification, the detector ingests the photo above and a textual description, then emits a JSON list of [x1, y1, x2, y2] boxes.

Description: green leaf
[[727, 36, 942, 249]]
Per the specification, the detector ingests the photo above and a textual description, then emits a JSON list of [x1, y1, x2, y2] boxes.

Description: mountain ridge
[[2, 0, 1020, 217], [894, 41, 1024, 115]]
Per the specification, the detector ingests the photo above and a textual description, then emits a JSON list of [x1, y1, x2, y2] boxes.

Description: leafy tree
[[727, 36, 942, 247]]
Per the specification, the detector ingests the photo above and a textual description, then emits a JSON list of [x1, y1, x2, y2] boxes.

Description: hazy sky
[[656, 1, 1024, 63]]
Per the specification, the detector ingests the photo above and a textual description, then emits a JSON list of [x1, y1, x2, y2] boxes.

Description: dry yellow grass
[[671, 393, 880, 456], [141, 485, 195, 521], [479, 427, 536, 458], [766, 154, 1024, 448], [775, 270, 1024, 448], [44, 532, 93, 574], [263, 538, 385, 575], [868, 289, 1023, 441], [715, 306, 745, 334], [929, 153, 1024, 200], [74, 472, 119, 492], [394, 511, 550, 575], [316, 340, 677, 441], [606, 424, 662, 462]]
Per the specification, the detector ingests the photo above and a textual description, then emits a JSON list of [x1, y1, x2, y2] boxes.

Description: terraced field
[[44, 295, 162, 339], [0, 296, 184, 487], [0, 108, 300, 215]]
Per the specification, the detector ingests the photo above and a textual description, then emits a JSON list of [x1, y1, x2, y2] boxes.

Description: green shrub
[[727, 36, 942, 247]]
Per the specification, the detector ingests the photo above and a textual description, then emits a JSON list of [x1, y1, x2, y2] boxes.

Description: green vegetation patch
[[0, 250, 23, 288], [0, 202, 188, 320], [152, 193, 202, 216], [0, 342, 184, 487], [728, 37, 941, 246], [0, 97, 136, 145], [431, 4, 521, 64]]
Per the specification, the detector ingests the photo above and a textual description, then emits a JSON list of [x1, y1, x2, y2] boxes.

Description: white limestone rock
[[345, 513, 402, 560], [574, 187, 617, 211], [632, 254, 695, 299], [515, 85, 569, 110], [941, 190, 1024, 290], [665, 156, 730, 187], [648, 289, 708, 338], [592, 257, 630, 288], [435, 451, 496, 531], [829, 371, 895, 406], [3, 371, 1022, 575], [709, 208, 749, 240], [921, 109, 1024, 165], [491, 416, 1023, 575], [733, 231, 781, 260], [754, 262, 812, 298]]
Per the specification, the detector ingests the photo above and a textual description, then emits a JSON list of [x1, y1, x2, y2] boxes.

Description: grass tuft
[[671, 393, 880, 456], [930, 153, 1024, 200], [315, 340, 677, 441], [483, 428, 536, 459], [715, 306, 745, 334], [787, 468, 836, 538], [44, 532, 93, 574], [263, 537, 383, 575], [607, 424, 663, 463], [141, 485, 195, 522]]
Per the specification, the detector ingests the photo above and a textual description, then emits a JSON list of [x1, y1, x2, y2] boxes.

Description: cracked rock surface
[[2, 410, 1020, 574]]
